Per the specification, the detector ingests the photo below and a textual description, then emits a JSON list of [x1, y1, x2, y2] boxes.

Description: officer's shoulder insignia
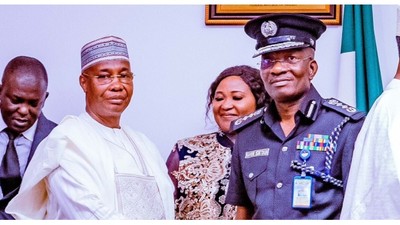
[[230, 107, 266, 132], [322, 98, 365, 121]]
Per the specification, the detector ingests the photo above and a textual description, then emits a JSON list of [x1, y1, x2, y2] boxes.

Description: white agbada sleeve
[[44, 136, 124, 219], [341, 79, 400, 219], [6, 115, 125, 219]]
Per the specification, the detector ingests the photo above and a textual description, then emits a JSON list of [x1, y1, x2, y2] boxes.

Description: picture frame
[[205, 5, 342, 25]]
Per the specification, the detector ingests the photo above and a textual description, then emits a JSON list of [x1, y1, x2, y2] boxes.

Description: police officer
[[225, 14, 365, 219]]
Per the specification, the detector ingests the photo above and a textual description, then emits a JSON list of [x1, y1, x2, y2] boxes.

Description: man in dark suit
[[0, 56, 57, 219]]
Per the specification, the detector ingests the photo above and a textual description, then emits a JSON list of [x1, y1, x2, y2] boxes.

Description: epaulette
[[322, 98, 365, 121], [230, 107, 266, 132]]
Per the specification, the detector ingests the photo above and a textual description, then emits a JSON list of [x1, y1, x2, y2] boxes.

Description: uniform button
[[248, 173, 254, 178], [276, 182, 283, 189], [282, 146, 288, 152]]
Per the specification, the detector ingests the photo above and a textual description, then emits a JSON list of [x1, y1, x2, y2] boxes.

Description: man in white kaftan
[[340, 9, 400, 219], [5, 35, 174, 219], [6, 113, 174, 219]]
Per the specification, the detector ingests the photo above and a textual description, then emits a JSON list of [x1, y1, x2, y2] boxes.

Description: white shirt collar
[[80, 112, 122, 138]]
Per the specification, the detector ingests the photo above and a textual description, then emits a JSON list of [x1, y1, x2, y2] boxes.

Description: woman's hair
[[205, 65, 269, 118]]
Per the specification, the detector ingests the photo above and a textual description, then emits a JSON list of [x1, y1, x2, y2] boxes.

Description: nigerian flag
[[337, 5, 383, 113]]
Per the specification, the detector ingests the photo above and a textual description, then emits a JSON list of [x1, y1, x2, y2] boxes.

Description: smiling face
[[212, 75, 257, 133], [260, 48, 317, 103], [80, 59, 133, 128]]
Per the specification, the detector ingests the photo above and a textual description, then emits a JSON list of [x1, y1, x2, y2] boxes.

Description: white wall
[[0, 5, 397, 159]]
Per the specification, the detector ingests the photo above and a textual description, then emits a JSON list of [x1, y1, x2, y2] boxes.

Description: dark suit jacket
[[0, 113, 57, 219]]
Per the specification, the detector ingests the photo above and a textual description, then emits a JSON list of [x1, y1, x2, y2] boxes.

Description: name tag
[[245, 148, 270, 159], [292, 176, 313, 209]]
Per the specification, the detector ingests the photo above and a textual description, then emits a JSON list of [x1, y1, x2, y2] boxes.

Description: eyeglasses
[[82, 72, 134, 85], [259, 56, 313, 70]]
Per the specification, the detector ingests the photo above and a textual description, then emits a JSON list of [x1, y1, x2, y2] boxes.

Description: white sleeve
[[46, 164, 125, 219]]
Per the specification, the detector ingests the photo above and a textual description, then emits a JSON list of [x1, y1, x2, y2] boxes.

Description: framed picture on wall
[[205, 5, 342, 25]]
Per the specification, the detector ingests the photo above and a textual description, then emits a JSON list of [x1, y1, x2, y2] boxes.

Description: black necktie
[[0, 130, 21, 196]]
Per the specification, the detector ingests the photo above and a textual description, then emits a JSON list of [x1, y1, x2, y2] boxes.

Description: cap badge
[[261, 21, 277, 38]]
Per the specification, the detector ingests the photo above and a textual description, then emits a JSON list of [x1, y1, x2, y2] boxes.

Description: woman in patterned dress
[[166, 65, 269, 219]]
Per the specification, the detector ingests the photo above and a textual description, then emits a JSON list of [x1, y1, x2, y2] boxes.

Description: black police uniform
[[225, 85, 365, 219]]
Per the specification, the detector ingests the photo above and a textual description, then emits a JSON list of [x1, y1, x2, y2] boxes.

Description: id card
[[292, 176, 313, 209]]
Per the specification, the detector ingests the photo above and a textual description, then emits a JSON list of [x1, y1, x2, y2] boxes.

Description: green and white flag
[[337, 5, 383, 112]]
